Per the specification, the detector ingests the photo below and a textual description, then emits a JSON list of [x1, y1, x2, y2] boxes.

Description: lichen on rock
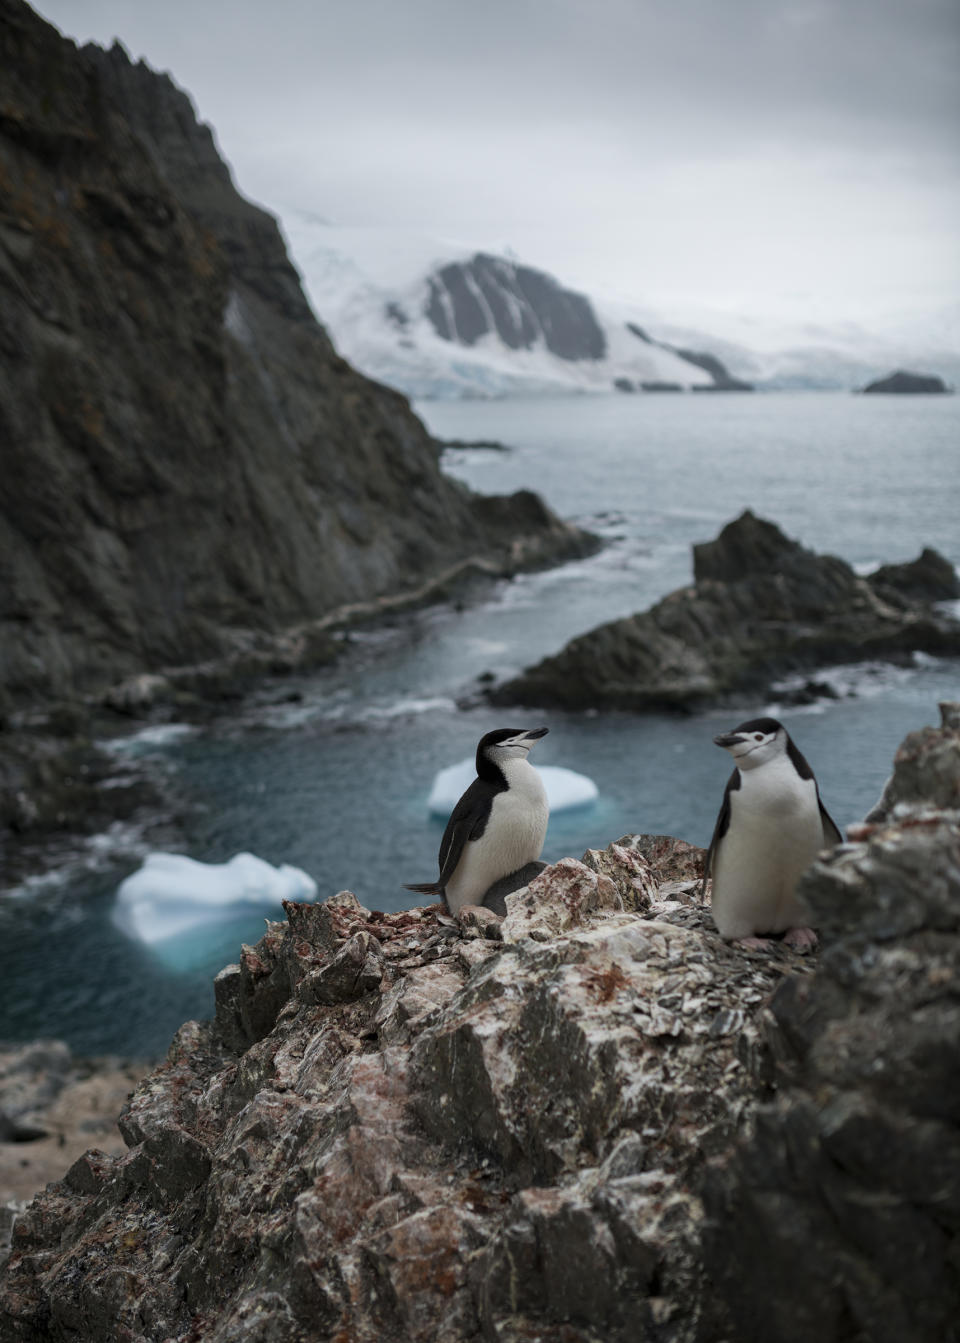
[[2, 706, 958, 1342]]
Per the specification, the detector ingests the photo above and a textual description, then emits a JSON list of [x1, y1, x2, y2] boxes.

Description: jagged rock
[[868, 547, 960, 602], [0, 0, 595, 717], [861, 369, 951, 394], [493, 511, 960, 711], [865, 700, 960, 822], [0, 838, 813, 1341], [701, 701, 960, 1343], [2, 718, 958, 1341]]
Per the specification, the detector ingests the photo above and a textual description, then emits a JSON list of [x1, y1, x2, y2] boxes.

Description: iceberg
[[113, 851, 317, 946], [427, 760, 598, 816]]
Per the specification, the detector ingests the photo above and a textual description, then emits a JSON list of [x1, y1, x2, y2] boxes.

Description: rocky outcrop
[[2, 707, 958, 1341], [865, 700, 960, 822], [0, 0, 594, 714], [0, 840, 817, 1342], [869, 547, 960, 603], [861, 370, 951, 394], [702, 701, 960, 1342], [492, 510, 960, 712], [625, 323, 754, 390], [425, 253, 607, 360]]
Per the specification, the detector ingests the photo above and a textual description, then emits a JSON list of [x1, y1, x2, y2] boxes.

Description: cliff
[[492, 511, 960, 712], [1, 706, 957, 1342], [0, 0, 593, 714]]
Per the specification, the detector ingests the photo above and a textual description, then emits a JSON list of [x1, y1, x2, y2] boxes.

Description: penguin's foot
[[732, 936, 775, 951], [783, 926, 818, 952]]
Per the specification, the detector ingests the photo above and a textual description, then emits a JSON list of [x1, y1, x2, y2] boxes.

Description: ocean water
[[1, 392, 958, 1057]]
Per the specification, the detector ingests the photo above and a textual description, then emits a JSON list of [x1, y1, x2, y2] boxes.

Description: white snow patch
[[113, 852, 317, 946], [427, 760, 598, 816]]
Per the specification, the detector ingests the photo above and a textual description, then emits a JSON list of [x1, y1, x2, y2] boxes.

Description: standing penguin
[[702, 716, 842, 949], [405, 727, 549, 914]]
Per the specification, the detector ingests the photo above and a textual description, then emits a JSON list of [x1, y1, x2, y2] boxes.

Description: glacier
[[279, 214, 960, 399]]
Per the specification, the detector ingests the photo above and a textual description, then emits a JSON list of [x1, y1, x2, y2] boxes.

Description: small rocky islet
[[491, 509, 960, 713], [860, 369, 952, 394]]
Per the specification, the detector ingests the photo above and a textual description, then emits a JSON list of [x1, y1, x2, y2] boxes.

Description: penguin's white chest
[[711, 760, 824, 939], [445, 763, 548, 914]]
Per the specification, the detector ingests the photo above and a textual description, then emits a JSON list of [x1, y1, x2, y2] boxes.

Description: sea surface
[[2, 391, 958, 1057]]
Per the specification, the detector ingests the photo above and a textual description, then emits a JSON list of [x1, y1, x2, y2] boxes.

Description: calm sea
[[2, 392, 958, 1056]]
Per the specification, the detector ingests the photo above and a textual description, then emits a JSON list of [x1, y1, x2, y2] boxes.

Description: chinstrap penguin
[[702, 716, 842, 950], [405, 727, 549, 915]]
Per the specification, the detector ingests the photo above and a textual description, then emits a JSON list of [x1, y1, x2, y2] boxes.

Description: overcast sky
[[35, 0, 960, 327]]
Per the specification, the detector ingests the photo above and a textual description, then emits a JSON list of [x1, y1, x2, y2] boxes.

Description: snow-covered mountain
[[280, 214, 959, 400]]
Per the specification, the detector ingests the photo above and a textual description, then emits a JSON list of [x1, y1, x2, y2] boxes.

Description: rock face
[[492, 510, 960, 712], [869, 547, 960, 603], [0, 0, 593, 713], [702, 700, 960, 1343], [425, 254, 607, 361], [0, 842, 817, 1343], [1, 707, 958, 1341], [861, 369, 951, 394]]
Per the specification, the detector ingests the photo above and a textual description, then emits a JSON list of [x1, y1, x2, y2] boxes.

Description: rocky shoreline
[[0, 515, 600, 892], [492, 510, 960, 713], [1, 704, 956, 1342]]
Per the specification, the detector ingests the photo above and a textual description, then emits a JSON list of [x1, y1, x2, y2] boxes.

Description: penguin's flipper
[[437, 778, 498, 888], [403, 882, 443, 896], [818, 797, 843, 846], [701, 768, 741, 898]]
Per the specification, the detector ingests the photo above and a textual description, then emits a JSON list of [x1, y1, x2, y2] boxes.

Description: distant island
[[861, 369, 952, 394]]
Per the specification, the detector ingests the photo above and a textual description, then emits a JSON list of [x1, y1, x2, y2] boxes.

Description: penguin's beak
[[713, 732, 745, 750], [524, 727, 549, 741]]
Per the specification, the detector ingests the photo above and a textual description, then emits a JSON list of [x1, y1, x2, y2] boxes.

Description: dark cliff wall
[[0, 1, 587, 709]]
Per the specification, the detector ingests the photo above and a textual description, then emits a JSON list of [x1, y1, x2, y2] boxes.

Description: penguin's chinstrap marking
[[702, 716, 842, 948], [405, 727, 550, 915]]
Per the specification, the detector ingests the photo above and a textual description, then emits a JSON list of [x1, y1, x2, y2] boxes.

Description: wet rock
[[868, 547, 960, 602], [493, 511, 960, 711]]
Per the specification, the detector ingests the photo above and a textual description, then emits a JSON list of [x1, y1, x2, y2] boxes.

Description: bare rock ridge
[[1, 705, 957, 1341], [425, 253, 607, 361], [492, 510, 960, 712], [0, 0, 594, 714], [623, 321, 753, 391]]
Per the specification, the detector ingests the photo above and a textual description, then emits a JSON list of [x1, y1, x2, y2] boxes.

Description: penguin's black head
[[713, 717, 788, 769], [477, 727, 548, 775]]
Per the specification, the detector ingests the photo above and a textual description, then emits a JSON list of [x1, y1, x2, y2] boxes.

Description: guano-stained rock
[[2, 708, 958, 1342]]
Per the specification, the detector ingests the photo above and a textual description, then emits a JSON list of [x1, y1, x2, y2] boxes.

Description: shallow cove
[[1, 391, 958, 1057]]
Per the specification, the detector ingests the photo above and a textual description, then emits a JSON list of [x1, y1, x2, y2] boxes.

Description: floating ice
[[113, 852, 317, 946], [427, 760, 598, 816]]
